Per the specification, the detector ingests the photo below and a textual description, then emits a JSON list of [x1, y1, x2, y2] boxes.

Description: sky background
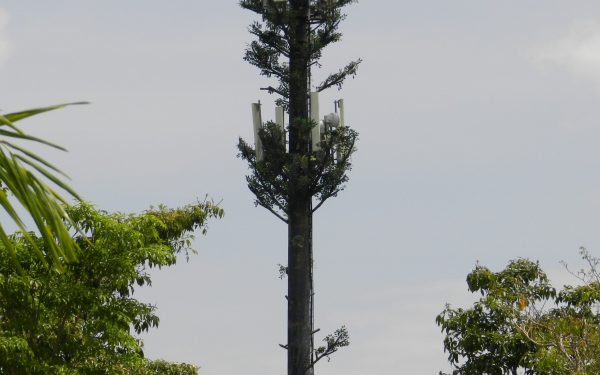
[[3, 1, 600, 373]]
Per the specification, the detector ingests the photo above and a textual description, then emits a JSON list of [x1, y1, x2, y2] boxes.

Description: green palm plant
[[0, 102, 86, 269]]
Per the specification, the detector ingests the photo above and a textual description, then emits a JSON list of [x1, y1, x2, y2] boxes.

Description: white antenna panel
[[310, 92, 320, 151], [337, 99, 345, 128], [275, 106, 286, 145], [275, 106, 284, 131], [251, 103, 264, 161]]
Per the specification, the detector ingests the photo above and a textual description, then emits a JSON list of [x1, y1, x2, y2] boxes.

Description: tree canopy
[[0, 201, 223, 374], [437, 250, 600, 375]]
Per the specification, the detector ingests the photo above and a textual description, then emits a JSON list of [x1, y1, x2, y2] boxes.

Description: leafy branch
[[238, 121, 357, 221], [316, 59, 362, 92], [306, 326, 350, 372]]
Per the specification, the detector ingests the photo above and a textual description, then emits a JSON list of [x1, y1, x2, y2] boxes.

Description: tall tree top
[[240, 0, 361, 109]]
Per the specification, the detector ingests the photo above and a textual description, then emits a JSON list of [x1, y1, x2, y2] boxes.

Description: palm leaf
[[4, 102, 89, 123], [0, 103, 85, 268], [4, 141, 66, 175], [0, 126, 68, 151]]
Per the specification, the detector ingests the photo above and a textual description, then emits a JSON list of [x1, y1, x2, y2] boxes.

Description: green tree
[[238, 1, 359, 374], [531, 248, 600, 374], [0, 201, 223, 374], [0, 103, 86, 268], [437, 251, 600, 375]]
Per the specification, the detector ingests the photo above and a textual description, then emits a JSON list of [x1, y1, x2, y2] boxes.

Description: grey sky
[[3, 1, 600, 373]]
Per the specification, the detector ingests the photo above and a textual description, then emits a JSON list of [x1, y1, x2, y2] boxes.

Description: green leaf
[[3, 102, 89, 123], [0, 104, 87, 268]]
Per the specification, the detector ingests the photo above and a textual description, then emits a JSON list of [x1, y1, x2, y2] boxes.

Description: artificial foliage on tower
[[238, 119, 357, 222], [238, 1, 360, 374]]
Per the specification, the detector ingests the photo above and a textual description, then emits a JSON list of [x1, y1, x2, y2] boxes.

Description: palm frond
[[0, 103, 86, 268]]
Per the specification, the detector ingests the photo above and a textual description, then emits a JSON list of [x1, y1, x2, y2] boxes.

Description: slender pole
[[287, 1, 314, 374]]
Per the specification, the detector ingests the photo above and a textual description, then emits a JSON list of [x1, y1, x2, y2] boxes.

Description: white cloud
[[0, 9, 10, 65], [534, 23, 600, 85]]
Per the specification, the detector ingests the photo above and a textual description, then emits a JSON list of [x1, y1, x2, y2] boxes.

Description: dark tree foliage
[[0, 202, 223, 374], [238, 0, 360, 222], [238, 120, 357, 222], [241, 0, 361, 109]]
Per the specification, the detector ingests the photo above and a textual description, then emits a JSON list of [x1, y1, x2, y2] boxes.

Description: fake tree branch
[[252, 190, 289, 223], [316, 59, 362, 92], [238, 138, 289, 221], [258, 88, 291, 110], [244, 41, 290, 81], [249, 22, 291, 58], [249, 164, 287, 215], [311, 188, 340, 213], [312, 129, 357, 213], [239, 0, 265, 14], [309, 134, 337, 191], [248, 171, 288, 219], [305, 326, 350, 373], [261, 86, 289, 98], [248, 177, 288, 222], [309, 0, 356, 24], [310, 18, 342, 55]]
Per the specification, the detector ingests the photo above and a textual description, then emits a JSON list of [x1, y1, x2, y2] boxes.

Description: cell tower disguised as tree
[[238, 1, 360, 374]]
